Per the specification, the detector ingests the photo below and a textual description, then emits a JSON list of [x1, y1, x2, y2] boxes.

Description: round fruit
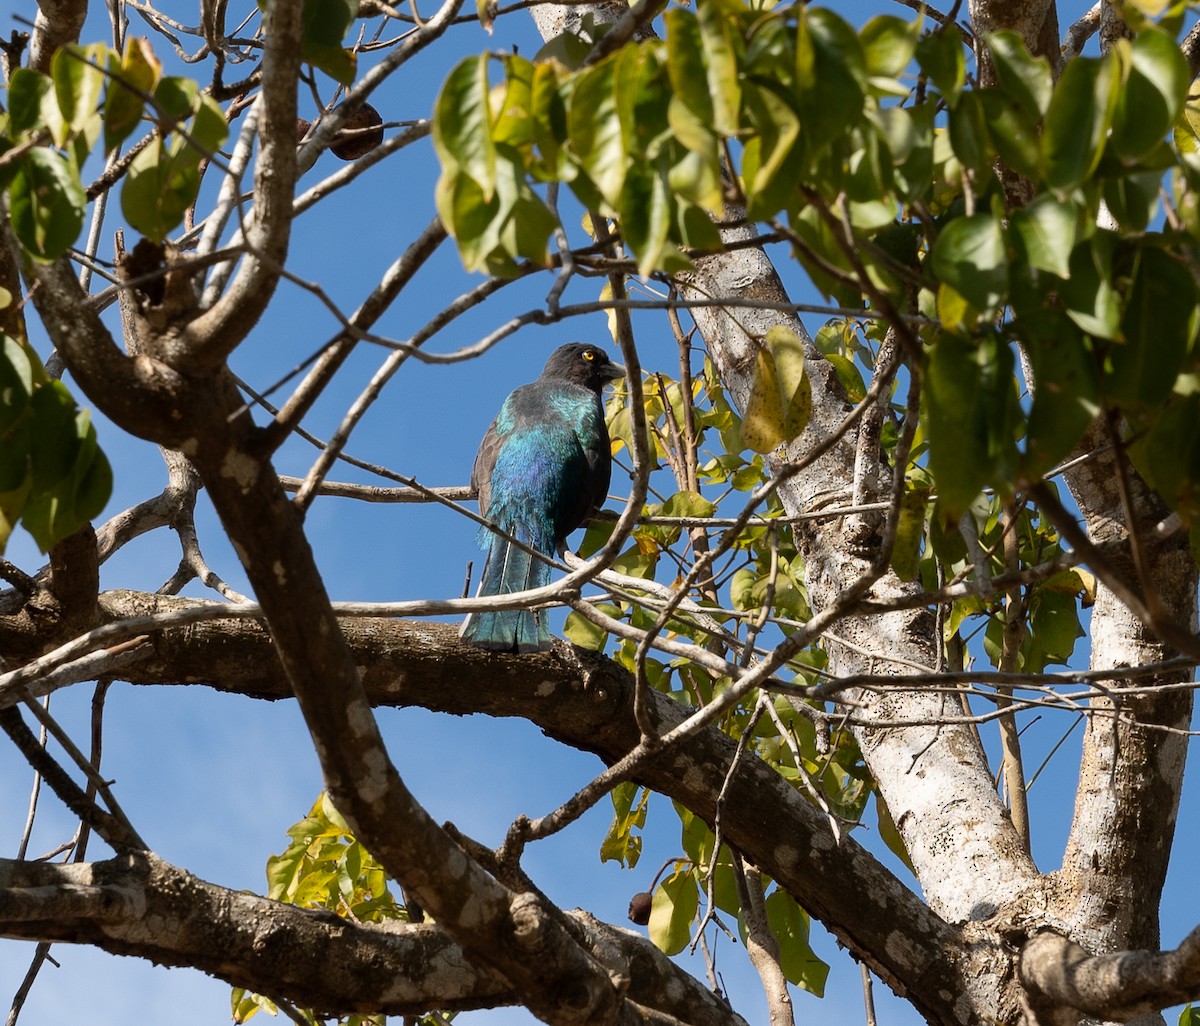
[[331, 103, 384, 160], [627, 891, 653, 925]]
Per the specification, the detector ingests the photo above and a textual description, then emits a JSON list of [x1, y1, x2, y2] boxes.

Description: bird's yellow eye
[[582, 349, 596, 361]]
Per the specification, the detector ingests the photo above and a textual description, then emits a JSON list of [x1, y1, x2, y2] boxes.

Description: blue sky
[[3, 2, 1198, 1025]]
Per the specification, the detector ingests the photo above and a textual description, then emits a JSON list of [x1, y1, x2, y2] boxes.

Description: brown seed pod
[[627, 891, 653, 926], [330, 103, 384, 160], [296, 118, 312, 145]]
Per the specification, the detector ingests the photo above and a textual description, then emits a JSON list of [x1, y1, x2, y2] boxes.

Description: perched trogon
[[461, 343, 625, 652]]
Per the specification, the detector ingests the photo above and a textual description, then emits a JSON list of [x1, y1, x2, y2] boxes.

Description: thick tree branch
[[79, 590, 977, 1025], [675, 217, 1040, 925], [20, 254, 192, 446], [28, 0, 87, 72], [0, 853, 743, 1026], [1047, 430, 1197, 957], [1018, 927, 1200, 1026], [178, 1, 303, 369]]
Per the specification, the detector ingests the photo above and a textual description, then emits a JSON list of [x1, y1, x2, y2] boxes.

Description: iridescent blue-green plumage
[[461, 344, 625, 652]]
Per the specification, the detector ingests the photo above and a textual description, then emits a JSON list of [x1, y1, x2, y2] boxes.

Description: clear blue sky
[[2, 3, 1197, 1026]]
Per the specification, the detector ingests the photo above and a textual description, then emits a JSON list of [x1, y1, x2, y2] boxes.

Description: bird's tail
[[460, 528, 553, 652]]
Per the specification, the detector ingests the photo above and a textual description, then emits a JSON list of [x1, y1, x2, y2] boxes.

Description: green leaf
[[916, 28, 966, 108], [1179, 1005, 1194, 1026], [599, 782, 649, 867], [8, 149, 86, 262], [1173, 83, 1200, 170], [71, 422, 113, 526], [433, 55, 496, 198], [568, 58, 626, 208], [694, 0, 743, 136], [153, 76, 199, 124], [648, 864, 699, 955], [1009, 193, 1077, 278], [986, 31, 1052, 120], [0, 335, 34, 436], [740, 79, 801, 219], [1042, 53, 1119, 191], [0, 474, 31, 554], [231, 987, 276, 1024], [118, 84, 227, 241], [53, 45, 109, 137], [873, 791, 914, 872], [619, 166, 670, 277], [21, 402, 111, 552], [564, 603, 621, 651], [978, 88, 1042, 180], [665, 10, 715, 128], [674, 801, 714, 862], [947, 90, 995, 176], [823, 352, 867, 403], [0, 421, 31, 494], [104, 37, 162, 152], [1103, 170, 1161, 233], [1061, 233, 1121, 340], [859, 15, 918, 80], [1028, 586, 1083, 664], [8, 69, 65, 144], [528, 60, 571, 179], [925, 332, 1020, 513], [846, 126, 892, 203], [661, 489, 716, 521], [889, 101, 935, 201], [492, 54, 536, 152], [1019, 313, 1099, 480], [930, 212, 1009, 315], [612, 43, 667, 160], [1111, 29, 1189, 162], [764, 889, 829, 994], [890, 483, 929, 582], [787, 204, 858, 306], [795, 7, 867, 150], [300, 0, 358, 84], [1108, 246, 1198, 406], [492, 153, 556, 267], [1141, 393, 1200, 520], [121, 140, 199, 242]]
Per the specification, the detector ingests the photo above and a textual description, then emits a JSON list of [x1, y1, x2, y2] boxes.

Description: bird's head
[[540, 343, 627, 393]]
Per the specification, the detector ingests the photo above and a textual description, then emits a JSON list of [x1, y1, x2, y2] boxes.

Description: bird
[[461, 343, 626, 652]]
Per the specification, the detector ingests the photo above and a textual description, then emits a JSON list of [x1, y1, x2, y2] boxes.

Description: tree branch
[[1019, 927, 1200, 1026], [178, 0, 303, 370], [0, 853, 744, 1026], [82, 591, 974, 1025]]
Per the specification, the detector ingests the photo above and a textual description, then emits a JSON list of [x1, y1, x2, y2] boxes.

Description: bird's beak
[[602, 361, 627, 383]]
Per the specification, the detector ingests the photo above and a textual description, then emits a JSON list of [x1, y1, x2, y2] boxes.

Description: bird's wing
[[471, 417, 503, 516]]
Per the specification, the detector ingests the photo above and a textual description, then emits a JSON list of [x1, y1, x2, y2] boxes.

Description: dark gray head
[[539, 343, 626, 394]]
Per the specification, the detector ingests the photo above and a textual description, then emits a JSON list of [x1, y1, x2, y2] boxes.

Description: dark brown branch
[[92, 590, 971, 1026]]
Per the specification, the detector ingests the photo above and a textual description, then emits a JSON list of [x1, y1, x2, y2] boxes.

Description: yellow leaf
[[598, 280, 618, 345], [743, 328, 811, 453], [767, 325, 811, 439], [477, 0, 497, 33], [741, 344, 784, 453]]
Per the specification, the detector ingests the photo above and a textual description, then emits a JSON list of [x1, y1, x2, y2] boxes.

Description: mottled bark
[[0, 852, 745, 1026]]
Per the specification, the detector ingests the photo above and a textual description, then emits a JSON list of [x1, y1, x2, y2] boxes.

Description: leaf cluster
[[434, 2, 1200, 541], [0, 333, 111, 552]]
